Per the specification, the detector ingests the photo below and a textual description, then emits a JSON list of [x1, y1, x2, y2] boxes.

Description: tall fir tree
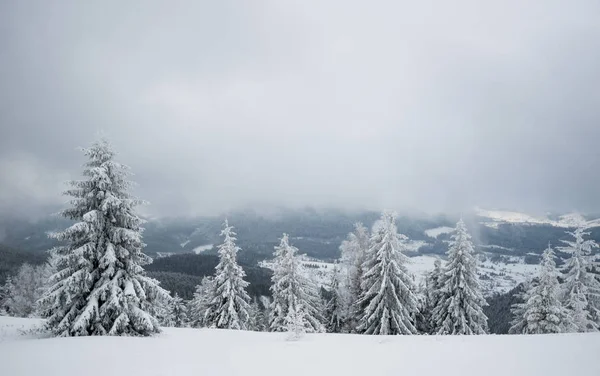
[[269, 234, 324, 333], [204, 220, 251, 330], [357, 211, 419, 335], [432, 219, 488, 335], [509, 245, 570, 334], [339, 223, 370, 332], [188, 276, 214, 328], [560, 227, 600, 332], [39, 139, 168, 336], [324, 265, 345, 333]]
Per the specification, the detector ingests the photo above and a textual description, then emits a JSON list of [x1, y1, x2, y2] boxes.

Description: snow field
[[1, 316, 599, 376]]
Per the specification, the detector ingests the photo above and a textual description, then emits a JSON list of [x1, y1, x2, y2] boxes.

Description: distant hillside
[[2, 208, 599, 280]]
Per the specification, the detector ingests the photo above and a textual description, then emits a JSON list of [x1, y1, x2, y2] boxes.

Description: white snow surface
[[192, 244, 213, 254], [424, 226, 454, 238], [1, 316, 599, 376]]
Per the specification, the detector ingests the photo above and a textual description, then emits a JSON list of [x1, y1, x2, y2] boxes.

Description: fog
[[2, 1, 600, 218]]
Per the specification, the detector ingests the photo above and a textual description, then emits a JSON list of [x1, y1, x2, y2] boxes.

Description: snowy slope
[[424, 226, 454, 238], [192, 244, 213, 254], [1, 316, 599, 376], [475, 208, 600, 228]]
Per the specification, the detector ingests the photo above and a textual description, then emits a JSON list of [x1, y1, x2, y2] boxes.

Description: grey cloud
[[1, 0, 600, 218]]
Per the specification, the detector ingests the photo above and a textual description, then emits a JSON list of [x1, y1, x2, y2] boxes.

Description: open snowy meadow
[[1, 316, 599, 376]]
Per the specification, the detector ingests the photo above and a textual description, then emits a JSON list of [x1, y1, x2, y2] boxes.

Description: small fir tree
[[204, 220, 251, 330]]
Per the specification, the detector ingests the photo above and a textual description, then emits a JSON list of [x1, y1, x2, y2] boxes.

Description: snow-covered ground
[[475, 208, 600, 228], [424, 226, 454, 238], [192, 244, 213, 254], [1, 316, 598, 376]]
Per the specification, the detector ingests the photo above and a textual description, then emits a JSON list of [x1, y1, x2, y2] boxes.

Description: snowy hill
[[475, 208, 600, 228], [1, 316, 599, 376]]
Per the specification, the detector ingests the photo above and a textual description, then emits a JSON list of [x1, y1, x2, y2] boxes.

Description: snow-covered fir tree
[[357, 211, 419, 335], [188, 276, 214, 328], [431, 219, 488, 335], [256, 296, 271, 331], [339, 223, 370, 332], [169, 293, 189, 328], [560, 227, 600, 332], [285, 296, 306, 340], [0, 281, 8, 315], [248, 298, 260, 331], [324, 265, 345, 333], [204, 220, 251, 330], [269, 234, 324, 333], [153, 295, 175, 327], [2, 263, 50, 317], [39, 139, 169, 337], [422, 259, 443, 333], [508, 280, 531, 335], [509, 245, 570, 334]]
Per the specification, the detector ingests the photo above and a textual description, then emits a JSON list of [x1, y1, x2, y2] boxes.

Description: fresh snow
[[424, 226, 454, 238], [192, 244, 213, 254], [180, 240, 190, 248], [1, 316, 599, 376]]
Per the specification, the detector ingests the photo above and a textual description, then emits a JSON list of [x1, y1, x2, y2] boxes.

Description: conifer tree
[[507, 280, 531, 335], [247, 298, 262, 331], [2, 263, 49, 318], [358, 211, 419, 335], [560, 227, 600, 332], [269, 234, 324, 333], [285, 296, 306, 340], [339, 223, 370, 332], [509, 245, 570, 334], [324, 265, 345, 333], [423, 259, 443, 333], [170, 293, 189, 328], [39, 139, 168, 337], [188, 276, 214, 328], [204, 220, 251, 330], [432, 219, 488, 335]]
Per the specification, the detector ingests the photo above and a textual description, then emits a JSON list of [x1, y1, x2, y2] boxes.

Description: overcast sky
[[1, 1, 600, 218]]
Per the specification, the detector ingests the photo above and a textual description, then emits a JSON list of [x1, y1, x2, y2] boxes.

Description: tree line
[[1, 138, 599, 338]]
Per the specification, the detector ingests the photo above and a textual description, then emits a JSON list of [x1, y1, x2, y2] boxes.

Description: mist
[[2, 1, 600, 218]]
